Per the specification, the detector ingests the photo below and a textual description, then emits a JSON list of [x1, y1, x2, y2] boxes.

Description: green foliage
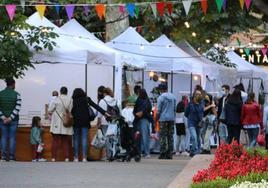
[[0, 2, 58, 80], [190, 172, 268, 188], [247, 147, 268, 157]]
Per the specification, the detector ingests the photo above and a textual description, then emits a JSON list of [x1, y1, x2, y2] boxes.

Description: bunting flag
[[83, 5, 90, 16], [20, 0, 25, 12], [95, 4, 106, 20], [126, 3, 135, 18], [182, 0, 192, 16], [200, 0, 208, 15], [5, 5, 16, 21], [239, 0, 245, 9], [135, 5, 140, 18], [166, 2, 173, 15], [119, 5, 125, 14], [223, 0, 227, 11], [237, 38, 241, 46], [65, 4, 75, 20], [215, 0, 224, 13], [35, 5, 46, 19], [245, 0, 251, 11], [244, 48, 250, 56], [261, 48, 268, 56], [156, 2, 165, 16], [55, 3, 60, 15], [150, 3, 157, 18]]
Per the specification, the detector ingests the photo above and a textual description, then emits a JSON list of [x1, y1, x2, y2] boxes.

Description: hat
[[158, 83, 167, 91]]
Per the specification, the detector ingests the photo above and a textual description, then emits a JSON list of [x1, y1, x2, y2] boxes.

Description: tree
[[0, 0, 58, 80]]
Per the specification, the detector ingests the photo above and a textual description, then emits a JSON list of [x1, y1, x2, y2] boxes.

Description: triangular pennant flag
[[237, 38, 241, 46], [156, 2, 165, 16], [5, 5, 16, 21], [166, 2, 173, 15], [65, 4, 75, 20], [182, 0, 192, 16], [244, 48, 250, 56], [245, 0, 251, 11], [119, 5, 125, 14], [135, 6, 140, 18], [150, 3, 157, 18], [35, 5, 46, 19], [84, 5, 90, 16], [55, 4, 60, 15], [95, 4, 106, 20], [200, 0, 208, 15], [20, 0, 25, 13], [223, 0, 227, 11], [126, 3, 135, 18], [239, 0, 245, 9], [261, 48, 268, 56], [215, 0, 224, 13]]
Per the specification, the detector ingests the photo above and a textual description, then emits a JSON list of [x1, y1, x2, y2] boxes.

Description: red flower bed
[[193, 142, 268, 183]]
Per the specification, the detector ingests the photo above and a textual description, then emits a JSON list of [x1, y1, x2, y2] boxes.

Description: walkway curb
[[166, 155, 214, 188]]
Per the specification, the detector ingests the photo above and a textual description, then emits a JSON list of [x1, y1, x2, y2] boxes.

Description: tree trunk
[[105, 5, 129, 42]]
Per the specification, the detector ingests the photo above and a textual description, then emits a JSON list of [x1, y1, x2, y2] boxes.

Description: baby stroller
[[106, 116, 141, 162]]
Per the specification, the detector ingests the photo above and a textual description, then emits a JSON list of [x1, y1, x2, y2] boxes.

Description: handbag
[[57, 98, 73, 128], [88, 106, 96, 122], [257, 133, 266, 146], [91, 129, 106, 149], [37, 143, 44, 153]]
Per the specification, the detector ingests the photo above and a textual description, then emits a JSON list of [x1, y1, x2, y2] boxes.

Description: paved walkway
[[0, 156, 189, 188]]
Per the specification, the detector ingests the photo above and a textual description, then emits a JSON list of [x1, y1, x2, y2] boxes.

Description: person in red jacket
[[241, 93, 262, 148]]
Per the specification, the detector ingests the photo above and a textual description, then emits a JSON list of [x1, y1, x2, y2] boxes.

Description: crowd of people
[[0, 78, 268, 162]]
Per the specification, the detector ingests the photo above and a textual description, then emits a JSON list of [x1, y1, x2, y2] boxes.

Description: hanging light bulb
[[192, 32, 197, 37], [184, 21, 190, 28], [224, 47, 229, 51], [149, 71, 154, 78], [239, 49, 244, 53], [193, 75, 199, 81], [205, 39, 210, 44]]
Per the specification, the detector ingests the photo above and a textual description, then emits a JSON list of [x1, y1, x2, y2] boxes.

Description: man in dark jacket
[[0, 78, 21, 161]]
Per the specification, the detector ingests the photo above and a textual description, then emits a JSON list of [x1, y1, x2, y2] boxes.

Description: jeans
[[176, 135, 185, 152], [227, 125, 241, 144], [188, 121, 201, 155], [73, 127, 89, 159], [138, 118, 150, 156], [184, 118, 190, 151], [218, 122, 228, 144], [201, 115, 216, 151], [0, 120, 18, 159], [247, 127, 259, 148]]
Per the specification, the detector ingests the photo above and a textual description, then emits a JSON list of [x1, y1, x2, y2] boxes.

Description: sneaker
[[144, 155, 151, 159], [38, 158, 47, 162], [189, 153, 195, 158], [51, 158, 56, 162], [82, 158, 87, 162], [181, 152, 189, 156], [65, 158, 69, 162], [32, 159, 37, 162], [73, 158, 79, 162], [158, 155, 167, 160], [175, 152, 181, 156]]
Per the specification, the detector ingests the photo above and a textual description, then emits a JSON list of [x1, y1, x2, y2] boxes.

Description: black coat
[[72, 97, 106, 128], [224, 100, 242, 126]]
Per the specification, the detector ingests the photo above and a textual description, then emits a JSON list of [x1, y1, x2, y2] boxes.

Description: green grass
[[190, 170, 268, 188]]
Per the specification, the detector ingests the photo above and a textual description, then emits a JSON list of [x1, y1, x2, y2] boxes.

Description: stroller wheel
[[134, 155, 141, 162]]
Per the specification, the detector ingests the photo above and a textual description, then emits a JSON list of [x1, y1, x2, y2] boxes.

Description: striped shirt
[[0, 87, 21, 121]]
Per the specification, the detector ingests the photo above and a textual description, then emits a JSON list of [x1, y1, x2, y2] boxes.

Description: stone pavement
[[0, 155, 190, 188]]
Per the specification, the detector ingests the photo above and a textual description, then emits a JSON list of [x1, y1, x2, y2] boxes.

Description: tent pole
[[85, 64, 88, 95], [171, 71, 174, 93], [142, 69, 144, 88], [190, 73, 193, 97], [113, 66, 115, 92]]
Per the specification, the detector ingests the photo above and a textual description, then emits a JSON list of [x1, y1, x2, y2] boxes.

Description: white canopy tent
[[178, 40, 237, 91]]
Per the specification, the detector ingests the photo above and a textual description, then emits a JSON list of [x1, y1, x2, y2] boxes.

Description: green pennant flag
[[244, 48, 250, 56], [215, 0, 224, 13], [135, 6, 140, 18]]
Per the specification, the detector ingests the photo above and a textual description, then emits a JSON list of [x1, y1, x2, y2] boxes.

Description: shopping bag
[[105, 123, 118, 136], [91, 129, 106, 149]]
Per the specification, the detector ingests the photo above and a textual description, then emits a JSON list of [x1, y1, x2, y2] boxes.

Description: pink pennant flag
[[5, 4, 16, 21], [65, 4, 75, 20], [261, 48, 268, 56], [119, 5, 125, 13], [245, 0, 251, 10]]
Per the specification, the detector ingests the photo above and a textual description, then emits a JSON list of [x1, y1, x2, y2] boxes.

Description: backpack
[[104, 99, 120, 117]]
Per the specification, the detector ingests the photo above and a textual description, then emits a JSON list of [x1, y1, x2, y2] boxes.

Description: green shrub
[[247, 147, 268, 157], [190, 172, 268, 188]]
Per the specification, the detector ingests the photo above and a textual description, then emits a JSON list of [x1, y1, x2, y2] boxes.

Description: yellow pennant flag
[[35, 5, 46, 19], [239, 0, 245, 9]]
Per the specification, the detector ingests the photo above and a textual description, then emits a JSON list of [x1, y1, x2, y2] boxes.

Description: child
[[30, 116, 46, 162]]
